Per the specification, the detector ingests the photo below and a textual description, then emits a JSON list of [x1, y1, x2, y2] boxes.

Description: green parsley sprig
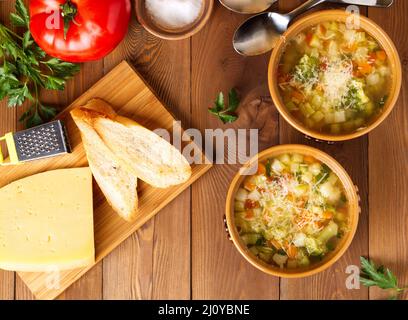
[[360, 256, 407, 300], [208, 88, 240, 124], [0, 0, 80, 127]]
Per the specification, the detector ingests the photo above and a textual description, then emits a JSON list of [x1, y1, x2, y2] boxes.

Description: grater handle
[[0, 133, 20, 166]]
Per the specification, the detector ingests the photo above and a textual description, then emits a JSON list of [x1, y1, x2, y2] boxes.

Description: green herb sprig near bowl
[[0, 0, 80, 128], [360, 256, 407, 300], [208, 88, 240, 124]]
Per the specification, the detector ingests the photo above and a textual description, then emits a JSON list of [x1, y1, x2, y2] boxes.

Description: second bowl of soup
[[225, 145, 360, 277], [269, 10, 401, 141]]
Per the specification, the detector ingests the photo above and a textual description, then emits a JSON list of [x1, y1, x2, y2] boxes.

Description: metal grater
[[0, 120, 71, 165]]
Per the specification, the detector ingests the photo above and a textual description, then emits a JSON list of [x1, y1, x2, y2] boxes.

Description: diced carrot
[[342, 43, 357, 53], [257, 163, 266, 175], [323, 211, 334, 219], [319, 24, 327, 35], [337, 206, 348, 214], [376, 50, 387, 61], [291, 90, 305, 103], [245, 210, 254, 219], [368, 53, 377, 65], [305, 32, 313, 45], [303, 155, 315, 164], [358, 62, 372, 75], [244, 179, 256, 191], [244, 199, 259, 210], [270, 239, 282, 250], [286, 193, 295, 202], [287, 245, 298, 259]]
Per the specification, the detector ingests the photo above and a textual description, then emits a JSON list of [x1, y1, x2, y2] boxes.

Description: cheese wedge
[[0, 168, 95, 272]]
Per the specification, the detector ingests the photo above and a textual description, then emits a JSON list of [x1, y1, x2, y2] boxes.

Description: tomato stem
[[60, 0, 78, 40]]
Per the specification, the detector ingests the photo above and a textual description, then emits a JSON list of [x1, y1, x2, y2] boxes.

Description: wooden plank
[[2, 62, 211, 300], [101, 16, 192, 300], [367, 1, 408, 300], [278, 0, 369, 300], [191, 3, 280, 299]]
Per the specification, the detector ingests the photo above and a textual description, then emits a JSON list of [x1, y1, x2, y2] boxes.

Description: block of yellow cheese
[[0, 167, 95, 272]]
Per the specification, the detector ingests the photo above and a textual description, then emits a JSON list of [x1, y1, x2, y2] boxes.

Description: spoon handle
[[287, 0, 327, 20], [327, 0, 393, 7]]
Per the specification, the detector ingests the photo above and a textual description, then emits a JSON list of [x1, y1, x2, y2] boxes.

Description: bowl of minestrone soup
[[268, 10, 402, 141], [225, 145, 360, 277]]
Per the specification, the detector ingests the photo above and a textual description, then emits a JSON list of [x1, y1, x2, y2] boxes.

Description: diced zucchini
[[286, 101, 298, 111], [249, 246, 259, 255], [335, 211, 346, 222], [234, 201, 245, 212], [305, 238, 324, 256], [235, 188, 248, 202], [279, 153, 291, 165], [241, 233, 262, 245], [293, 184, 309, 197], [259, 252, 273, 263], [319, 181, 341, 203], [248, 190, 261, 201], [291, 153, 304, 163], [235, 217, 252, 233], [309, 163, 322, 176], [312, 111, 325, 122], [298, 255, 310, 267], [300, 103, 315, 118], [327, 172, 338, 185], [334, 111, 346, 123], [327, 40, 339, 56], [271, 159, 284, 173], [301, 171, 313, 183], [364, 101, 375, 116], [309, 34, 321, 48], [290, 163, 300, 174], [317, 221, 339, 243], [328, 21, 339, 31], [272, 253, 288, 268]]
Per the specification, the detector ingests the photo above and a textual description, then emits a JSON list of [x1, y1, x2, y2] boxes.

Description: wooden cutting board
[[0, 61, 212, 300]]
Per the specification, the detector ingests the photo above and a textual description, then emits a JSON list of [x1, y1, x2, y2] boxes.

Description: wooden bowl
[[135, 0, 214, 40], [268, 10, 402, 142], [225, 145, 360, 278]]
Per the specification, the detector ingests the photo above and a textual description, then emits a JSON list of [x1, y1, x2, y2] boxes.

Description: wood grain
[[101, 14, 192, 300], [191, 3, 280, 299], [0, 62, 211, 300], [278, 0, 369, 300], [368, 0, 408, 300]]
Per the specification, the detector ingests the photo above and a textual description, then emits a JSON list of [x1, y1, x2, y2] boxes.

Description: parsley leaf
[[360, 257, 407, 299], [0, 0, 80, 127], [208, 88, 240, 124]]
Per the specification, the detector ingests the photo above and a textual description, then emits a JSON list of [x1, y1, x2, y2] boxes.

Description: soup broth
[[234, 153, 349, 270], [278, 22, 391, 135]]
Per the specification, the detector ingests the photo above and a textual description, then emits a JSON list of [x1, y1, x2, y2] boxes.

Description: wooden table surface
[[0, 0, 407, 300]]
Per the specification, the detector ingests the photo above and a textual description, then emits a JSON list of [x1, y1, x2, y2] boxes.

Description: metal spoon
[[233, 0, 394, 56], [219, 0, 277, 14]]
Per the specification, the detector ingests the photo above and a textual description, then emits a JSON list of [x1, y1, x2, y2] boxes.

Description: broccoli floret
[[341, 79, 369, 111], [293, 54, 319, 85]]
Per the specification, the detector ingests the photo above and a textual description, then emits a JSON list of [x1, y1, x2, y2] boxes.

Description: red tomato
[[29, 0, 131, 62]]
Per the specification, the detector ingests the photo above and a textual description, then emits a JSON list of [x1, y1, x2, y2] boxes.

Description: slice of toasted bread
[[93, 115, 192, 188], [71, 104, 138, 222]]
